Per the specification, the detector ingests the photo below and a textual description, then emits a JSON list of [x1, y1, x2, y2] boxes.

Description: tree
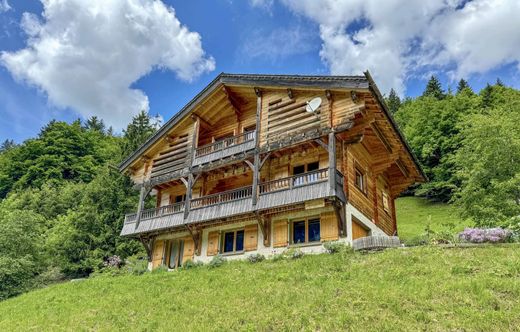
[[454, 96, 520, 225], [422, 75, 445, 100], [0, 139, 16, 153], [481, 83, 494, 108], [84, 116, 106, 134], [122, 111, 157, 157], [385, 88, 401, 114], [456, 79, 472, 95], [496, 78, 504, 87]]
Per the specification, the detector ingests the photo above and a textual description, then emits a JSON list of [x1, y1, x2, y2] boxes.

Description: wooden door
[[273, 220, 288, 247], [352, 219, 370, 240], [152, 240, 165, 269]]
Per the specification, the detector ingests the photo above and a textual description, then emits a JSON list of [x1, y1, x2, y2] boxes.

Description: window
[[293, 161, 320, 186], [382, 191, 390, 214], [166, 239, 184, 269], [291, 218, 321, 244], [222, 229, 245, 253], [355, 167, 366, 194]]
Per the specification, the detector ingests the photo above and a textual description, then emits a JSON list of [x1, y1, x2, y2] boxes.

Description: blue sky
[[1, 0, 520, 143]]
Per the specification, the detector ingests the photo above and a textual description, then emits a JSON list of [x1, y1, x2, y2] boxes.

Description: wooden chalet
[[119, 72, 425, 269]]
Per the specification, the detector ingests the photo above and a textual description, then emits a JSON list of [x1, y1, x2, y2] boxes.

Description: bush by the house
[[247, 253, 265, 263], [208, 255, 226, 269], [323, 241, 349, 254], [458, 227, 512, 243]]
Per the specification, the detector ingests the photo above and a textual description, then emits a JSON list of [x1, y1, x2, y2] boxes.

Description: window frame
[[354, 164, 367, 195], [290, 217, 321, 245], [292, 161, 320, 176], [382, 191, 390, 214], [221, 228, 245, 254]]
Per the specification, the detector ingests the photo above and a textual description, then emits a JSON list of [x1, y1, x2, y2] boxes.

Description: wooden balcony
[[121, 169, 345, 236], [121, 202, 185, 236], [192, 131, 256, 167]]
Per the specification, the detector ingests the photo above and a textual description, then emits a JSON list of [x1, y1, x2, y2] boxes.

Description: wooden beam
[[371, 123, 393, 153], [222, 86, 242, 117], [314, 138, 328, 151], [185, 224, 201, 256], [191, 114, 210, 131], [396, 159, 410, 178], [326, 90, 333, 128], [328, 132, 337, 197]]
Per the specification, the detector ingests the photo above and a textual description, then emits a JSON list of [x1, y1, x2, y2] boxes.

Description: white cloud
[[0, 0, 10, 13], [241, 25, 316, 62], [281, 0, 520, 95], [249, 0, 274, 13], [1, 0, 215, 129]]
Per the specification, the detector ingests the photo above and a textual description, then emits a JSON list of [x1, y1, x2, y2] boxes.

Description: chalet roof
[[118, 72, 425, 181]]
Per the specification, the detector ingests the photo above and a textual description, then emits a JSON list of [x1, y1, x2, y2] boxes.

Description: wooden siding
[[352, 219, 370, 240], [273, 220, 288, 247], [182, 236, 195, 264], [192, 139, 255, 166], [244, 224, 258, 251], [151, 240, 164, 269], [207, 231, 219, 256], [344, 143, 375, 221], [320, 211, 339, 241]]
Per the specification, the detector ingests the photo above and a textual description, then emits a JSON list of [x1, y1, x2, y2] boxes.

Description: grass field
[[1, 198, 517, 331], [396, 196, 473, 242]]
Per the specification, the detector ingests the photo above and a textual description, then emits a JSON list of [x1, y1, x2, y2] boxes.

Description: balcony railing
[[191, 186, 253, 209], [259, 168, 329, 194], [124, 202, 185, 224], [195, 131, 255, 157]]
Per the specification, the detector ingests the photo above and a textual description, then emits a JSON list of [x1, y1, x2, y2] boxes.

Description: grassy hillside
[[1, 197, 514, 331], [0, 245, 519, 331], [396, 196, 473, 242]]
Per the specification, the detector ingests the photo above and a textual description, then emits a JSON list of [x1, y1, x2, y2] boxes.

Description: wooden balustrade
[[191, 186, 253, 208], [195, 131, 255, 157], [125, 202, 185, 224], [259, 168, 329, 194]]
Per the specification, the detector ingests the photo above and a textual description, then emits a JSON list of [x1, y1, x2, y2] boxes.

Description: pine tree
[[422, 75, 445, 100], [0, 139, 16, 153], [496, 78, 504, 87], [385, 88, 401, 114], [481, 83, 493, 108], [122, 111, 157, 156], [84, 116, 106, 134], [456, 79, 473, 94]]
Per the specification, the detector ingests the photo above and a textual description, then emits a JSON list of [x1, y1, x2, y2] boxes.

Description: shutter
[[320, 212, 339, 241], [152, 240, 165, 269], [244, 224, 258, 251], [352, 219, 369, 240], [207, 231, 220, 256], [273, 220, 288, 247], [182, 236, 195, 264]]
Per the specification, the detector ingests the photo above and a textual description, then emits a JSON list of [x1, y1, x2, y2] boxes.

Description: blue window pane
[[308, 219, 321, 242], [236, 230, 244, 251], [224, 232, 234, 252], [293, 221, 305, 244]]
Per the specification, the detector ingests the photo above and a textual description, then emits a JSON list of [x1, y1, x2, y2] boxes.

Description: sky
[[1, 0, 520, 143]]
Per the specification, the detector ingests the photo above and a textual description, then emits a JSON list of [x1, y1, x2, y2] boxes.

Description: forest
[[1, 77, 519, 300]]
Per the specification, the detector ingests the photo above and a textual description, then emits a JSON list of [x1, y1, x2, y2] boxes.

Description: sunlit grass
[[1, 245, 519, 331]]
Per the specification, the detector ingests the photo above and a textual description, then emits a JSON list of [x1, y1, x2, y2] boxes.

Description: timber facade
[[119, 73, 425, 269]]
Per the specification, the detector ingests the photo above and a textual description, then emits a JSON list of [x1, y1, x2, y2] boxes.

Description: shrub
[[247, 253, 265, 263], [124, 255, 148, 275], [459, 227, 512, 243], [208, 255, 226, 269], [0, 256, 35, 300], [182, 260, 204, 270], [103, 255, 123, 269], [323, 241, 349, 254], [404, 235, 429, 247], [284, 249, 304, 260]]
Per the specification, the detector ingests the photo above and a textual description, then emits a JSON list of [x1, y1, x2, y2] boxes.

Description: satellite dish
[[306, 97, 322, 113]]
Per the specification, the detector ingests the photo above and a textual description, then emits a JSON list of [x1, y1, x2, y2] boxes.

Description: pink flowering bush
[[103, 255, 123, 268], [458, 228, 512, 243]]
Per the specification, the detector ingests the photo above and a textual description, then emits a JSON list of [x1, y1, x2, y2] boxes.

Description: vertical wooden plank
[[152, 240, 164, 269], [372, 174, 379, 225], [328, 132, 337, 196], [244, 224, 258, 251], [252, 88, 262, 206], [273, 220, 288, 247], [320, 212, 339, 241], [182, 236, 195, 264], [207, 231, 220, 256]]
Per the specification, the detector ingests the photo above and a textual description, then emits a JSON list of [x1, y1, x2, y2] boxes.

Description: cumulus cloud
[[241, 25, 317, 62], [0, 0, 10, 12], [1, 0, 215, 129], [282, 0, 520, 95]]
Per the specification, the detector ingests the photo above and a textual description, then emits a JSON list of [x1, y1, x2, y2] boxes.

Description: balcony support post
[[251, 87, 262, 206], [135, 183, 152, 231], [328, 131, 337, 196]]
